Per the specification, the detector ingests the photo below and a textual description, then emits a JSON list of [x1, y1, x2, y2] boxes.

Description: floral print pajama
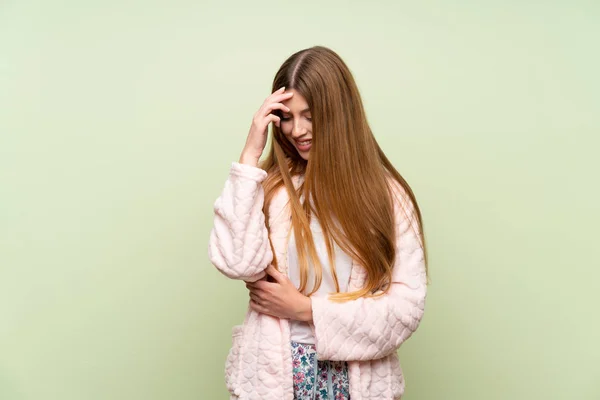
[[291, 341, 350, 400]]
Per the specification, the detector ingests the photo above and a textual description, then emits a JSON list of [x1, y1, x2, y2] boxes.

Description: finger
[[263, 87, 286, 105], [250, 300, 269, 315], [252, 280, 271, 291], [266, 264, 286, 284], [247, 284, 262, 295], [264, 91, 294, 107], [245, 279, 262, 288], [257, 102, 289, 121], [272, 90, 294, 100], [249, 292, 261, 304], [269, 86, 292, 97], [267, 114, 281, 128], [262, 102, 290, 116]]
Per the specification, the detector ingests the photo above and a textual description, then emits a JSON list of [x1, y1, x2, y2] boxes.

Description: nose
[[292, 121, 307, 138]]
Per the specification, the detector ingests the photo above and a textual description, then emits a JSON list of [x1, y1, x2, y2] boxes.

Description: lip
[[294, 138, 312, 152]]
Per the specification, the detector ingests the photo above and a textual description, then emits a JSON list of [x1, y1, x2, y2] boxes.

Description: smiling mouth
[[295, 139, 312, 146]]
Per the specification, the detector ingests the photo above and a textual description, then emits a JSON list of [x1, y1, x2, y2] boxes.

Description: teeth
[[298, 140, 311, 145]]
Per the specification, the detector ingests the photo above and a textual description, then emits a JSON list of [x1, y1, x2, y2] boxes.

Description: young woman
[[209, 46, 428, 400]]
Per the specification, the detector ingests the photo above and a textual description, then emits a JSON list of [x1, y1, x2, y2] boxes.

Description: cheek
[[298, 118, 312, 132], [280, 122, 293, 136]]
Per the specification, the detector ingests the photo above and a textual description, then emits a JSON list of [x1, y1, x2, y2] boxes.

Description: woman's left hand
[[245, 265, 313, 322]]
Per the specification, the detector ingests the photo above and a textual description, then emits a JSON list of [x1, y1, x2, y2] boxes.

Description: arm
[[208, 162, 273, 282], [208, 88, 293, 282], [310, 184, 427, 361]]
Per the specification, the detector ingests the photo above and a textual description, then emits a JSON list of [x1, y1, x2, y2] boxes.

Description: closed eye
[[280, 115, 312, 122]]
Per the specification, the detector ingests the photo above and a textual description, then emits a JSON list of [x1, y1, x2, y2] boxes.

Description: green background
[[1, 1, 598, 399]]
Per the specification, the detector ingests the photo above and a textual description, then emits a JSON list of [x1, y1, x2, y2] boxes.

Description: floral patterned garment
[[291, 341, 350, 400]]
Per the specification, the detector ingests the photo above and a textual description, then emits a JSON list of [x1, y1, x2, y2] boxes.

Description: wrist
[[239, 150, 260, 167], [295, 296, 313, 322]]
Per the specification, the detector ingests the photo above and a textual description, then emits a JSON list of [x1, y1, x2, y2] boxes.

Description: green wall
[[1, 1, 598, 399]]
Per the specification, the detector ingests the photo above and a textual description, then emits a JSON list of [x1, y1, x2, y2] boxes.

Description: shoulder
[[385, 176, 422, 239], [386, 177, 414, 213]]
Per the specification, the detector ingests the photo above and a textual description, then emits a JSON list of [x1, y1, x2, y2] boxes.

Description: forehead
[[282, 89, 309, 111]]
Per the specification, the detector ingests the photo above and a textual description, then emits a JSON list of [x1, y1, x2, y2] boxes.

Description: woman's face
[[280, 90, 312, 160]]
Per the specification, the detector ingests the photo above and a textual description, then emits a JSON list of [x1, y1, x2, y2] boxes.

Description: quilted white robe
[[208, 162, 427, 399]]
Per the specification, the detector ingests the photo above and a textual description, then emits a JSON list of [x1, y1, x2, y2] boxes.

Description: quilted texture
[[208, 162, 427, 399], [209, 162, 273, 282], [311, 183, 427, 362]]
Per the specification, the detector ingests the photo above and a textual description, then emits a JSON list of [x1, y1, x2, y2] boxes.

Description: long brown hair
[[259, 46, 428, 301]]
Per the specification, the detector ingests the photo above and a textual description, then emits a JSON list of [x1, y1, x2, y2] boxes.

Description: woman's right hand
[[239, 87, 294, 167]]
